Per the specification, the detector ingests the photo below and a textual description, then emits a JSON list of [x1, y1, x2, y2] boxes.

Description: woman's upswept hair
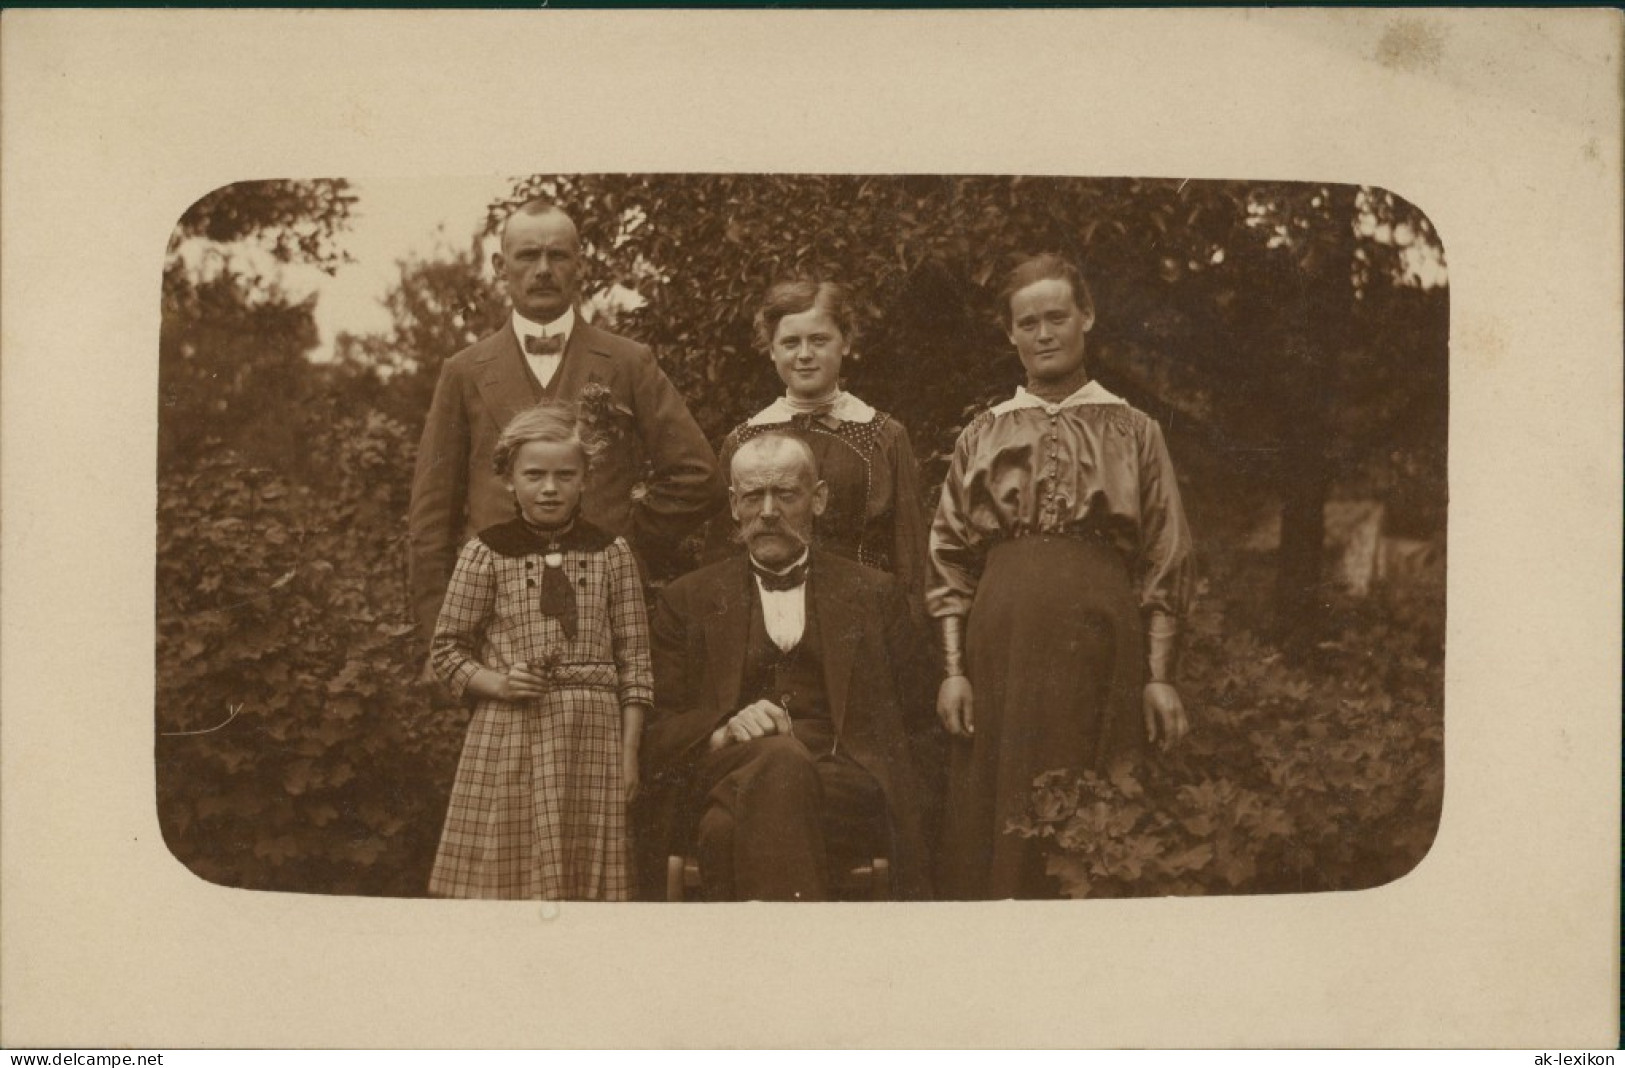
[[752, 280, 856, 352], [492, 400, 605, 476], [996, 253, 1095, 329]]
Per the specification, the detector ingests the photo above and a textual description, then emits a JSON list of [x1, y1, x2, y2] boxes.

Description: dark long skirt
[[937, 535, 1145, 900]]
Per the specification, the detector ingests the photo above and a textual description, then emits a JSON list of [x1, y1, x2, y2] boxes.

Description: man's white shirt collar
[[749, 548, 810, 579], [990, 379, 1127, 417], [750, 549, 810, 653], [512, 307, 576, 387], [512, 305, 576, 345]]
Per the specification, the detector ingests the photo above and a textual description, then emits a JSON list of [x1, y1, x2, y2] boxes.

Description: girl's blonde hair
[[492, 400, 605, 476]]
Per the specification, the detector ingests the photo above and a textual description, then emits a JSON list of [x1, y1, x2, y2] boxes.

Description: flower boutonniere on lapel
[[577, 380, 628, 448]]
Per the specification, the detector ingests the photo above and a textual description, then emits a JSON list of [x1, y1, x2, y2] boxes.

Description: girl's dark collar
[[478, 516, 614, 557]]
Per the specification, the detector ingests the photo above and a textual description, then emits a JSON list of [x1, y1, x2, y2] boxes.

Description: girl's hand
[[465, 662, 550, 702], [621, 745, 641, 803], [497, 662, 550, 701]]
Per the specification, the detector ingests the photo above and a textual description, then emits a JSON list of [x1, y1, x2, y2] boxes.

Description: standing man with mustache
[[641, 433, 932, 900], [409, 197, 726, 659]]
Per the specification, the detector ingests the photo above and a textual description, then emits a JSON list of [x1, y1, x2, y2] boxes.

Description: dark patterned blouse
[[712, 393, 928, 610]]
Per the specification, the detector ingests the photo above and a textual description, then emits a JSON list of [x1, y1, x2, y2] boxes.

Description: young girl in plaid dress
[[428, 401, 652, 900]]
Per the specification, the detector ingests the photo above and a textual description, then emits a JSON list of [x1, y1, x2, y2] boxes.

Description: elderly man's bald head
[[728, 432, 827, 568], [730, 432, 819, 488]]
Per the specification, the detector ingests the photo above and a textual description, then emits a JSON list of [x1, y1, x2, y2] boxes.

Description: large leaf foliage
[[156, 414, 466, 895], [1010, 537, 1445, 897]]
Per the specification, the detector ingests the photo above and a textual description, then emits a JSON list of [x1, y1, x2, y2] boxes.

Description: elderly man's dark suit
[[642, 549, 932, 900], [409, 317, 725, 648]]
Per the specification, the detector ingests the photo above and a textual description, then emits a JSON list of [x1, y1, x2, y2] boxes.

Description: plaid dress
[[428, 517, 653, 900]]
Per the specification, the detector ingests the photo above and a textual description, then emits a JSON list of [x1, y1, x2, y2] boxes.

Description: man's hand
[[937, 676, 975, 738], [1143, 681, 1189, 751], [707, 699, 793, 751]]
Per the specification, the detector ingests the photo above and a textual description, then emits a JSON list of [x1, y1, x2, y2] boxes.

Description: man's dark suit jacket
[[408, 316, 725, 647], [643, 550, 933, 899]]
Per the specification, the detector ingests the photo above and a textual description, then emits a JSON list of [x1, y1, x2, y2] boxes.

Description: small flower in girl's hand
[[503, 648, 562, 701], [503, 660, 550, 702], [527, 647, 563, 681]]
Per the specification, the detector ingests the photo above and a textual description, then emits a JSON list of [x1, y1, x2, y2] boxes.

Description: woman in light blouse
[[929, 253, 1195, 900]]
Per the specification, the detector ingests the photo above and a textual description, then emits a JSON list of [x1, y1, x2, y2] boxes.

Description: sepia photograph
[[2, 8, 1618, 1050], [156, 174, 1447, 905]]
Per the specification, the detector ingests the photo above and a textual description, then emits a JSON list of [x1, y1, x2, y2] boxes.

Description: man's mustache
[[733, 517, 811, 548]]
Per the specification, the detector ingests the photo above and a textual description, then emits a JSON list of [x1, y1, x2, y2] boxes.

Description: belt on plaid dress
[[529, 660, 620, 691]]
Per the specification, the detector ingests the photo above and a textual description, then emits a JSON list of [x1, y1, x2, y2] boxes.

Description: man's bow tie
[[752, 560, 808, 592], [524, 333, 565, 356]]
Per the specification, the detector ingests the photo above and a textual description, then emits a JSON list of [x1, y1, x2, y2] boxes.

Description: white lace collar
[[989, 379, 1127, 417], [745, 391, 879, 427]]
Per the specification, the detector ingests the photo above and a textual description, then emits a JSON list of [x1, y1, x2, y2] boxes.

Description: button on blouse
[[927, 383, 1195, 625]]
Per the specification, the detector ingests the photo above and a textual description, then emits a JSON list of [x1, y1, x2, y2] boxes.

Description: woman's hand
[[1143, 681, 1189, 750], [937, 676, 975, 738]]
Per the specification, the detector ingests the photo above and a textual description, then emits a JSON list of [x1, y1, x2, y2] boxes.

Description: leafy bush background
[[155, 176, 1446, 897], [156, 411, 468, 894]]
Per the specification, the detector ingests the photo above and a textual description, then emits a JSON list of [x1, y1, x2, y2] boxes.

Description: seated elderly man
[[641, 432, 931, 900]]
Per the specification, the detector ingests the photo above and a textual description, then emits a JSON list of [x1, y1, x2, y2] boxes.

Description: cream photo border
[[1, 9, 1620, 1048]]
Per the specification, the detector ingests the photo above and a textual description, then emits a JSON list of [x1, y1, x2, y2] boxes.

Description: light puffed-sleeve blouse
[[927, 381, 1195, 626]]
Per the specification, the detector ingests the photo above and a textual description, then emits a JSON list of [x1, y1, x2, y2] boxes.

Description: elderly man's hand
[[708, 700, 793, 751]]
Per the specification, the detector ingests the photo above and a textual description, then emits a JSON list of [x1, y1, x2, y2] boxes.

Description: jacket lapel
[[810, 553, 860, 736], [702, 557, 751, 720], [552, 316, 610, 400], [472, 324, 537, 429]]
